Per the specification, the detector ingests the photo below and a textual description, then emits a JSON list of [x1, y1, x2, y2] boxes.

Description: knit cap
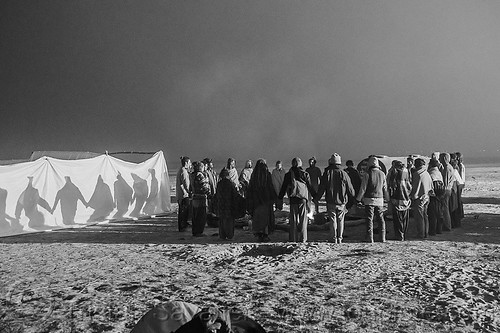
[[329, 153, 342, 165]]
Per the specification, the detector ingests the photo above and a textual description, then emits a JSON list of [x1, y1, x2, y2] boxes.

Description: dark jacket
[[192, 172, 211, 207], [344, 166, 361, 195], [246, 170, 276, 213], [388, 167, 412, 211], [215, 178, 241, 219], [278, 167, 315, 204], [316, 164, 355, 206], [305, 165, 322, 192]]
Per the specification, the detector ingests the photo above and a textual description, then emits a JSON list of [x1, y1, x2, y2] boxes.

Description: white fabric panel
[[0, 151, 170, 237]]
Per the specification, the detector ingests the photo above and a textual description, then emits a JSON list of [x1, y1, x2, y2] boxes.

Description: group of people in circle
[[175, 151, 465, 244]]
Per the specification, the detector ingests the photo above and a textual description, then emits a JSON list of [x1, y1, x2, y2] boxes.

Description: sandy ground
[[0, 165, 499, 332]]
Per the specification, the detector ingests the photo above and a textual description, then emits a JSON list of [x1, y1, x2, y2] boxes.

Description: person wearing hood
[[215, 168, 241, 241], [388, 161, 412, 241], [88, 175, 114, 222], [316, 153, 355, 244], [428, 159, 445, 235], [439, 153, 456, 231], [246, 159, 276, 242], [410, 158, 433, 239], [356, 156, 388, 243], [278, 157, 315, 243]]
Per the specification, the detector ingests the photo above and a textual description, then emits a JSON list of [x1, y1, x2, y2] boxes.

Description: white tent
[[356, 154, 430, 174], [0, 151, 170, 237]]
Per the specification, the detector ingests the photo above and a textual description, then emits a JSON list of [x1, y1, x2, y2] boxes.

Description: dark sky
[[2, 0, 500, 166]]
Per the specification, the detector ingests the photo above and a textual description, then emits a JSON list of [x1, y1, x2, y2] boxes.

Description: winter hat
[[328, 153, 341, 165], [367, 156, 379, 168], [333, 153, 342, 165]]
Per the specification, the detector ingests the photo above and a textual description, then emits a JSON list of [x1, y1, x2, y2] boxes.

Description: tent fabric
[[0, 151, 170, 237], [29, 151, 103, 161], [356, 155, 430, 174], [0, 159, 30, 166]]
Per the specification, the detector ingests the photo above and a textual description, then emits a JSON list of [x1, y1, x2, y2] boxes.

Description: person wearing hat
[[410, 158, 433, 239], [214, 168, 242, 240], [388, 161, 412, 241], [356, 156, 388, 243], [316, 153, 355, 244], [278, 157, 315, 243]]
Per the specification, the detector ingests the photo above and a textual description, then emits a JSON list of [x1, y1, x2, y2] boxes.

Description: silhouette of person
[[0, 188, 10, 229], [130, 173, 148, 218], [87, 175, 115, 222], [15, 176, 52, 228], [0, 188, 22, 233], [143, 168, 159, 215], [52, 176, 88, 225], [113, 173, 133, 219]]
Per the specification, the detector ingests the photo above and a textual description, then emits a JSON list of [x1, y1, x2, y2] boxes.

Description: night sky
[[2, 1, 500, 167]]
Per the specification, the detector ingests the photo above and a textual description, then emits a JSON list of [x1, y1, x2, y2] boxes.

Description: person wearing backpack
[[278, 157, 315, 242], [316, 153, 355, 244], [428, 159, 445, 235], [388, 161, 412, 241]]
